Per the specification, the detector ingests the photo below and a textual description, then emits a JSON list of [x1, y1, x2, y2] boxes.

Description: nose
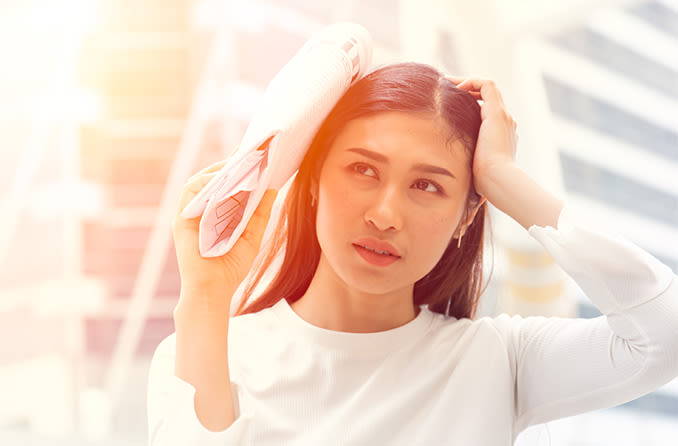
[[364, 186, 403, 232]]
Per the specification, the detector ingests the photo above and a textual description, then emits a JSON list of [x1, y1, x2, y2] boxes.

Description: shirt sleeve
[[146, 333, 253, 445], [499, 207, 678, 434]]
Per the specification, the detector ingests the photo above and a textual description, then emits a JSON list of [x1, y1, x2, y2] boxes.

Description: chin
[[341, 271, 410, 297]]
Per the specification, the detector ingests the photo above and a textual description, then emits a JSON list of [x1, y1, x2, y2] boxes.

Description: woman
[[147, 63, 678, 445]]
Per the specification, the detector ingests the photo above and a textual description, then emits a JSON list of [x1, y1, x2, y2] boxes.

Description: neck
[[290, 254, 419, 333]]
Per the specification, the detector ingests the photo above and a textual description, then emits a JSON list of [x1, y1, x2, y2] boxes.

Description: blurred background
[[0, 0, 676, 444]]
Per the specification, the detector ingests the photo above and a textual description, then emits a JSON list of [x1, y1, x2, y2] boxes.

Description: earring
[[457, 230, 464, 248]]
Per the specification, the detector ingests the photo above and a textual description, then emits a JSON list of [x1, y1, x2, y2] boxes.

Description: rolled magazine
[[181, 23, 373, 257]]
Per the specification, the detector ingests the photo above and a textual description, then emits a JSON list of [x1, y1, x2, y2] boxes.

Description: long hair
[[234, 62, 488, 320]]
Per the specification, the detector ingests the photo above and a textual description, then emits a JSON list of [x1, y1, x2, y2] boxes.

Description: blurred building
[[78, 0, 194, 367], [542, 0, 678, 429], [75, 0, 196, 439]]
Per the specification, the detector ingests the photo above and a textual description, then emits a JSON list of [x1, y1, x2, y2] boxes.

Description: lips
[[352, 240, 401, 267], [352, 238, 401, 257]]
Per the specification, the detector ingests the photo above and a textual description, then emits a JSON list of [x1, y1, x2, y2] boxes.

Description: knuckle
[[241, 231, 260, 253], [171, 216, 182, 230]]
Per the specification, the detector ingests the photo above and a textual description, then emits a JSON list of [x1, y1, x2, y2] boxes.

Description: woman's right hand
[[171, 159, 278, 313]]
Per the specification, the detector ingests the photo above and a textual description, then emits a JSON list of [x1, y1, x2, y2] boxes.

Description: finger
[[445, 76, 483, 101], [453, 77, 489, 90], [458, 78, 505, 107], [202, 158, 229, 174], [175, 172, 218, 220], [453, 78, 477, 92], [446, 76, 479, 95], [454, 78, 496, 95], [185, 159, 229, 184], [232, 189, 279, 256], [445, 75, 466, 85]]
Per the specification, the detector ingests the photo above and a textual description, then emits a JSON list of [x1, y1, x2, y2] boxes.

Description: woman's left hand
[[447, 77, 518, 198], [447, 76, 563, 230]]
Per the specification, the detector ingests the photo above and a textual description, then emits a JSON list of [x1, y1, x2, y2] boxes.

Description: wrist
[[175, 285, 235, 318], [473, 159, 519, 198], [474, 161, 562, 229]]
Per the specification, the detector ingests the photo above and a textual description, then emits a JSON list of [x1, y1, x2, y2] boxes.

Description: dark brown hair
[[234, 62, 488, 320]]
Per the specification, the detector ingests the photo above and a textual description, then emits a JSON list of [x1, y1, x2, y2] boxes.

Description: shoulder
[[229, 303, 281, 336], [427, 309, 520, 333], [148, 303, 281, 363], [417, 311, 529, 376], [228, 303, 289, 360], [424, 310, 522, 349], [147, 332, 179, 390], [426, 310, 555, 358], [151, 331, 177, 362]]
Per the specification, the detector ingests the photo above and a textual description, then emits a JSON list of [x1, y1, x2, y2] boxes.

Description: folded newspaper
[[181, 23, 373, 257]]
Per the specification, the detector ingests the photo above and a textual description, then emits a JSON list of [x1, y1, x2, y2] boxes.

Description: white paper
[[182, 23, 373, 257]]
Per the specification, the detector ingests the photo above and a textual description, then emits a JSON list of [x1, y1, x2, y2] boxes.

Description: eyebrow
[[346, 147, 456, 179]]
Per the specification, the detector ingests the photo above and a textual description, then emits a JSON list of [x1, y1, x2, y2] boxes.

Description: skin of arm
[[478, 161, 563, 231], [171, 165, 278, 432], [174, 287, 236, 432]]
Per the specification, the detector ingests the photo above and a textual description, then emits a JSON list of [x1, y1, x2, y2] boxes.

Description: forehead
[[327, 111, 470, 166]]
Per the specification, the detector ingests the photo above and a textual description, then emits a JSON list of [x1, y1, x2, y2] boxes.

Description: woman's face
[[314, 111, 473, 296]]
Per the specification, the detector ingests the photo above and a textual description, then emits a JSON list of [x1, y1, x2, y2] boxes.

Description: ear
[[455, 194, 486, 239]]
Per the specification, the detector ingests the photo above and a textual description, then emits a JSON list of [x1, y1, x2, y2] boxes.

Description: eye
[[349, 162, 378, 178], [412, 179, 442, 194]]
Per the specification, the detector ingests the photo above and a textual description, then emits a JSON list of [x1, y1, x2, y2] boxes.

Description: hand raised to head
[[447, 76, 518, 199]]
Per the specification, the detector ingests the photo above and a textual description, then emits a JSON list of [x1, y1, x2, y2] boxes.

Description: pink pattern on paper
[[214, 190, 250, 245]]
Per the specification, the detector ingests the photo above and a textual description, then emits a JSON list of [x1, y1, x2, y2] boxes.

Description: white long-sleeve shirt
[[147, 209, 678, 445]]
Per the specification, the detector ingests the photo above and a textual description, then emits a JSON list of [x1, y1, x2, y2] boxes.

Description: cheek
[[318, 180, 351, 220], [410, 209, 461, 264], [315, 177, 354, 242], [418, 213, 456, 248], [317, 165, 358, 216]]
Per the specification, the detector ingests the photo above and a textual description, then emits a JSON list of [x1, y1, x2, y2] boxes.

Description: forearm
[[478, 162, 563, 230], [173, 288, 236, 432]]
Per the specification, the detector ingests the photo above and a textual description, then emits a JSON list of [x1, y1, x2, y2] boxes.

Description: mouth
[[352, 244, 398, 257], [352, 243, 401, 267], [352, 238, 400, 266], [352, 237, 402, 259]]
